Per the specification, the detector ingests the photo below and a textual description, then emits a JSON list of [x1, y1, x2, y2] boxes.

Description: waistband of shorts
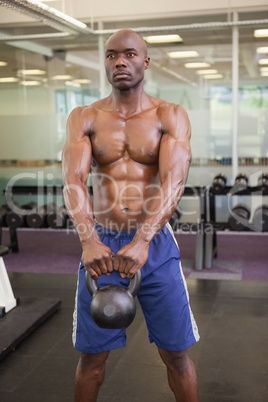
[[95, 223, 137, 239], [94, 222, 170, 239]]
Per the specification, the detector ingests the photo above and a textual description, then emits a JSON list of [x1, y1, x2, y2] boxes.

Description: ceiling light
[[261, 71, 268, 76], [256, 47, 268, 54], [254, 29, 268, 38], [20, 81, 41, 86], [18, 69, 46, 75], [52, 75, 72, 80], [196, 69, 218, 75], [168, 51, 199, 58], [260, 66, 268, 72], [0, 61, 7, 67], [65, 81, 81, 88], [258, 59, 268, 65], [204, 74, 223, 79], [185, 62, 211, 68], [0, 77, 19, 83], [144, 34, 183, 44], [73, 79, 91, 84]]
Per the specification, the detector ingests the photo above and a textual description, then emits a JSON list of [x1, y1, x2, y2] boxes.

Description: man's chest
[[90, 111, 162, 166]]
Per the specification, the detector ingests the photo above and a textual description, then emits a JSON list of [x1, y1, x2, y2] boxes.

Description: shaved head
[[105, 29, 148, 57]]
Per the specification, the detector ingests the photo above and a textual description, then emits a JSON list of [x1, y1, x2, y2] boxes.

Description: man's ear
[[145, 57, 150, 70]]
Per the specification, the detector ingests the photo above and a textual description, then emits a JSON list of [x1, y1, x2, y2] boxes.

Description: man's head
[[104, 29, 150, 91]]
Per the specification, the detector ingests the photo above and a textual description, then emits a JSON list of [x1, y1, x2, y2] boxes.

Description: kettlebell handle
[[85, 269, 142, 297]]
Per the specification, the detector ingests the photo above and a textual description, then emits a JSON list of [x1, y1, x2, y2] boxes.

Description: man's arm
[[136, 103, 192, 241], [62, 106, 114, 278], [114, 103, 191, 277]]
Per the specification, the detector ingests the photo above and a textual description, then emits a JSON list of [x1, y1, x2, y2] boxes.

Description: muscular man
[[62, 29, 200, 402]]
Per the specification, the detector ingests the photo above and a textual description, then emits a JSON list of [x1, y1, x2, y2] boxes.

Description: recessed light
[[196, 69, 218, 75], [52, 75, 73, 80], [185, 62, 211, 68], [258, 59, 268, 65], [0, 77, 19, 83], [168, 51, 199, 58], [18, 69, 46, 75], [204, 74, 223, 79], [65, 81, 81, 87], [260, 67, 268, 72], [73, 79, 91, 84], [20, 81, 41, 86], [144, 34, 183, 44], [254, 29, 268, 38], [256, 47, 268, 54], [261, 71, 268, 76], [0, 61, 7, 67]]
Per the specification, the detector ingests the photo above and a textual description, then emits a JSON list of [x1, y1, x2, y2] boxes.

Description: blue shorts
[[72, 223, 200, 353]]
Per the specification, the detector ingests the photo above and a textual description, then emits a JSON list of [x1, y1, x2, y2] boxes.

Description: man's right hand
[[81, 240, 114, 279]]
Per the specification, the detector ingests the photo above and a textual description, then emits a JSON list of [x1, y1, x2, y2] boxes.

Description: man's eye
[[128, 53, 135, 57], [107, 54, 114, 59]]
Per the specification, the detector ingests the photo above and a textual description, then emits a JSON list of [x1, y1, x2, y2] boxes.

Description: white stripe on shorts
[[165, 223, 200, 343], [72, 262, 81, 347]]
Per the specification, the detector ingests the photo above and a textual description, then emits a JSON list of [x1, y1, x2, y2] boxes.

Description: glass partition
[[0, 10, 267, 207]]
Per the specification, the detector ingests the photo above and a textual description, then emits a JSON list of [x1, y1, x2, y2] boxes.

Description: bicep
[[62, 108, 92, 185], [159, 135, 191, 184], [62, 138, 92, 184], [159, 105, 192, 183]]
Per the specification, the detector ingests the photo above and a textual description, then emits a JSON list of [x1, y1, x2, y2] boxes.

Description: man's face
[[104, 30, 150, 91]]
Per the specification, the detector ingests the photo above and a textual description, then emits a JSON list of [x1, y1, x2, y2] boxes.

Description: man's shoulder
[[68, 102, 103, 123], [155, 100, 185, 114], [153, 99, 188, 122]]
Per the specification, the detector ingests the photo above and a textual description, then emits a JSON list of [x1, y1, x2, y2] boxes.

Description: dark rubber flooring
[[0, 272, 267, 402]]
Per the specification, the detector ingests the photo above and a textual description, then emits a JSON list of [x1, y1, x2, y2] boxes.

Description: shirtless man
[[62, 29, 199, 402]]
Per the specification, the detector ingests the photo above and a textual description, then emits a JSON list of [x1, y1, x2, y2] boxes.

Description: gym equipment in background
[[212, 173, 227, 194], [252, 205, 268, 232], [257, 173, 268, 195], [169, 209, 181, 231], [0, 205, 11, 227], [0, 244, 61, 361], [6, 202, 38, 229], [234, 173, 249, 192], [26, 203, 57, 228], [0, 245, 18, 317], [46, 206, 68, 229], [228, 204, 251, 231]]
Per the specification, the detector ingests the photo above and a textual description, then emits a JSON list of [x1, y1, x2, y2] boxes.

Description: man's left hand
[[113, 241, 149, 278]]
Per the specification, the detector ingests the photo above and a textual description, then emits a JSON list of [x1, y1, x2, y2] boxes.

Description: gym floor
[[0, 272, 267, 402]]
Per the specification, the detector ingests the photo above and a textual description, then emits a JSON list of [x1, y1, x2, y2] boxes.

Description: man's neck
[[110, 86, 150, 117]]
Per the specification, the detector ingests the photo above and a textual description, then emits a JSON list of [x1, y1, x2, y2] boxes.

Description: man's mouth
[[114, 71, 130, 78]]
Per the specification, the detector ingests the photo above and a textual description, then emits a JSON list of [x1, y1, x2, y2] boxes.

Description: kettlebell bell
[[85, 270, 142, 329]]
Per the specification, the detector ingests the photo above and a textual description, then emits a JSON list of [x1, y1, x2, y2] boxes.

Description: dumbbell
[[235, 173, 248, 192], [26, 203, 57, 228], [46, 207, 68, 229], [212, 174, 227, 194], [228, 204, 250, 231], [252, 205, 268, 232], [6, 202, 38, 229], [0, 204, 11, 227], [257, 173, 268, 195], [169, 209, 181, 231]]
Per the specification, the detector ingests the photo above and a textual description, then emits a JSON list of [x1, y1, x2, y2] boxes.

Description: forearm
[[63, 174, 99, 244], [134, 175, 186, 244]]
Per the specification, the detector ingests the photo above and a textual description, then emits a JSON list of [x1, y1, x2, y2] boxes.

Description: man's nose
[[115, 55, 127, 67]]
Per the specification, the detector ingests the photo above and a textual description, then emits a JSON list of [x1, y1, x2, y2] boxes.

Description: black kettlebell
[[85, 270, 142, 329]]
